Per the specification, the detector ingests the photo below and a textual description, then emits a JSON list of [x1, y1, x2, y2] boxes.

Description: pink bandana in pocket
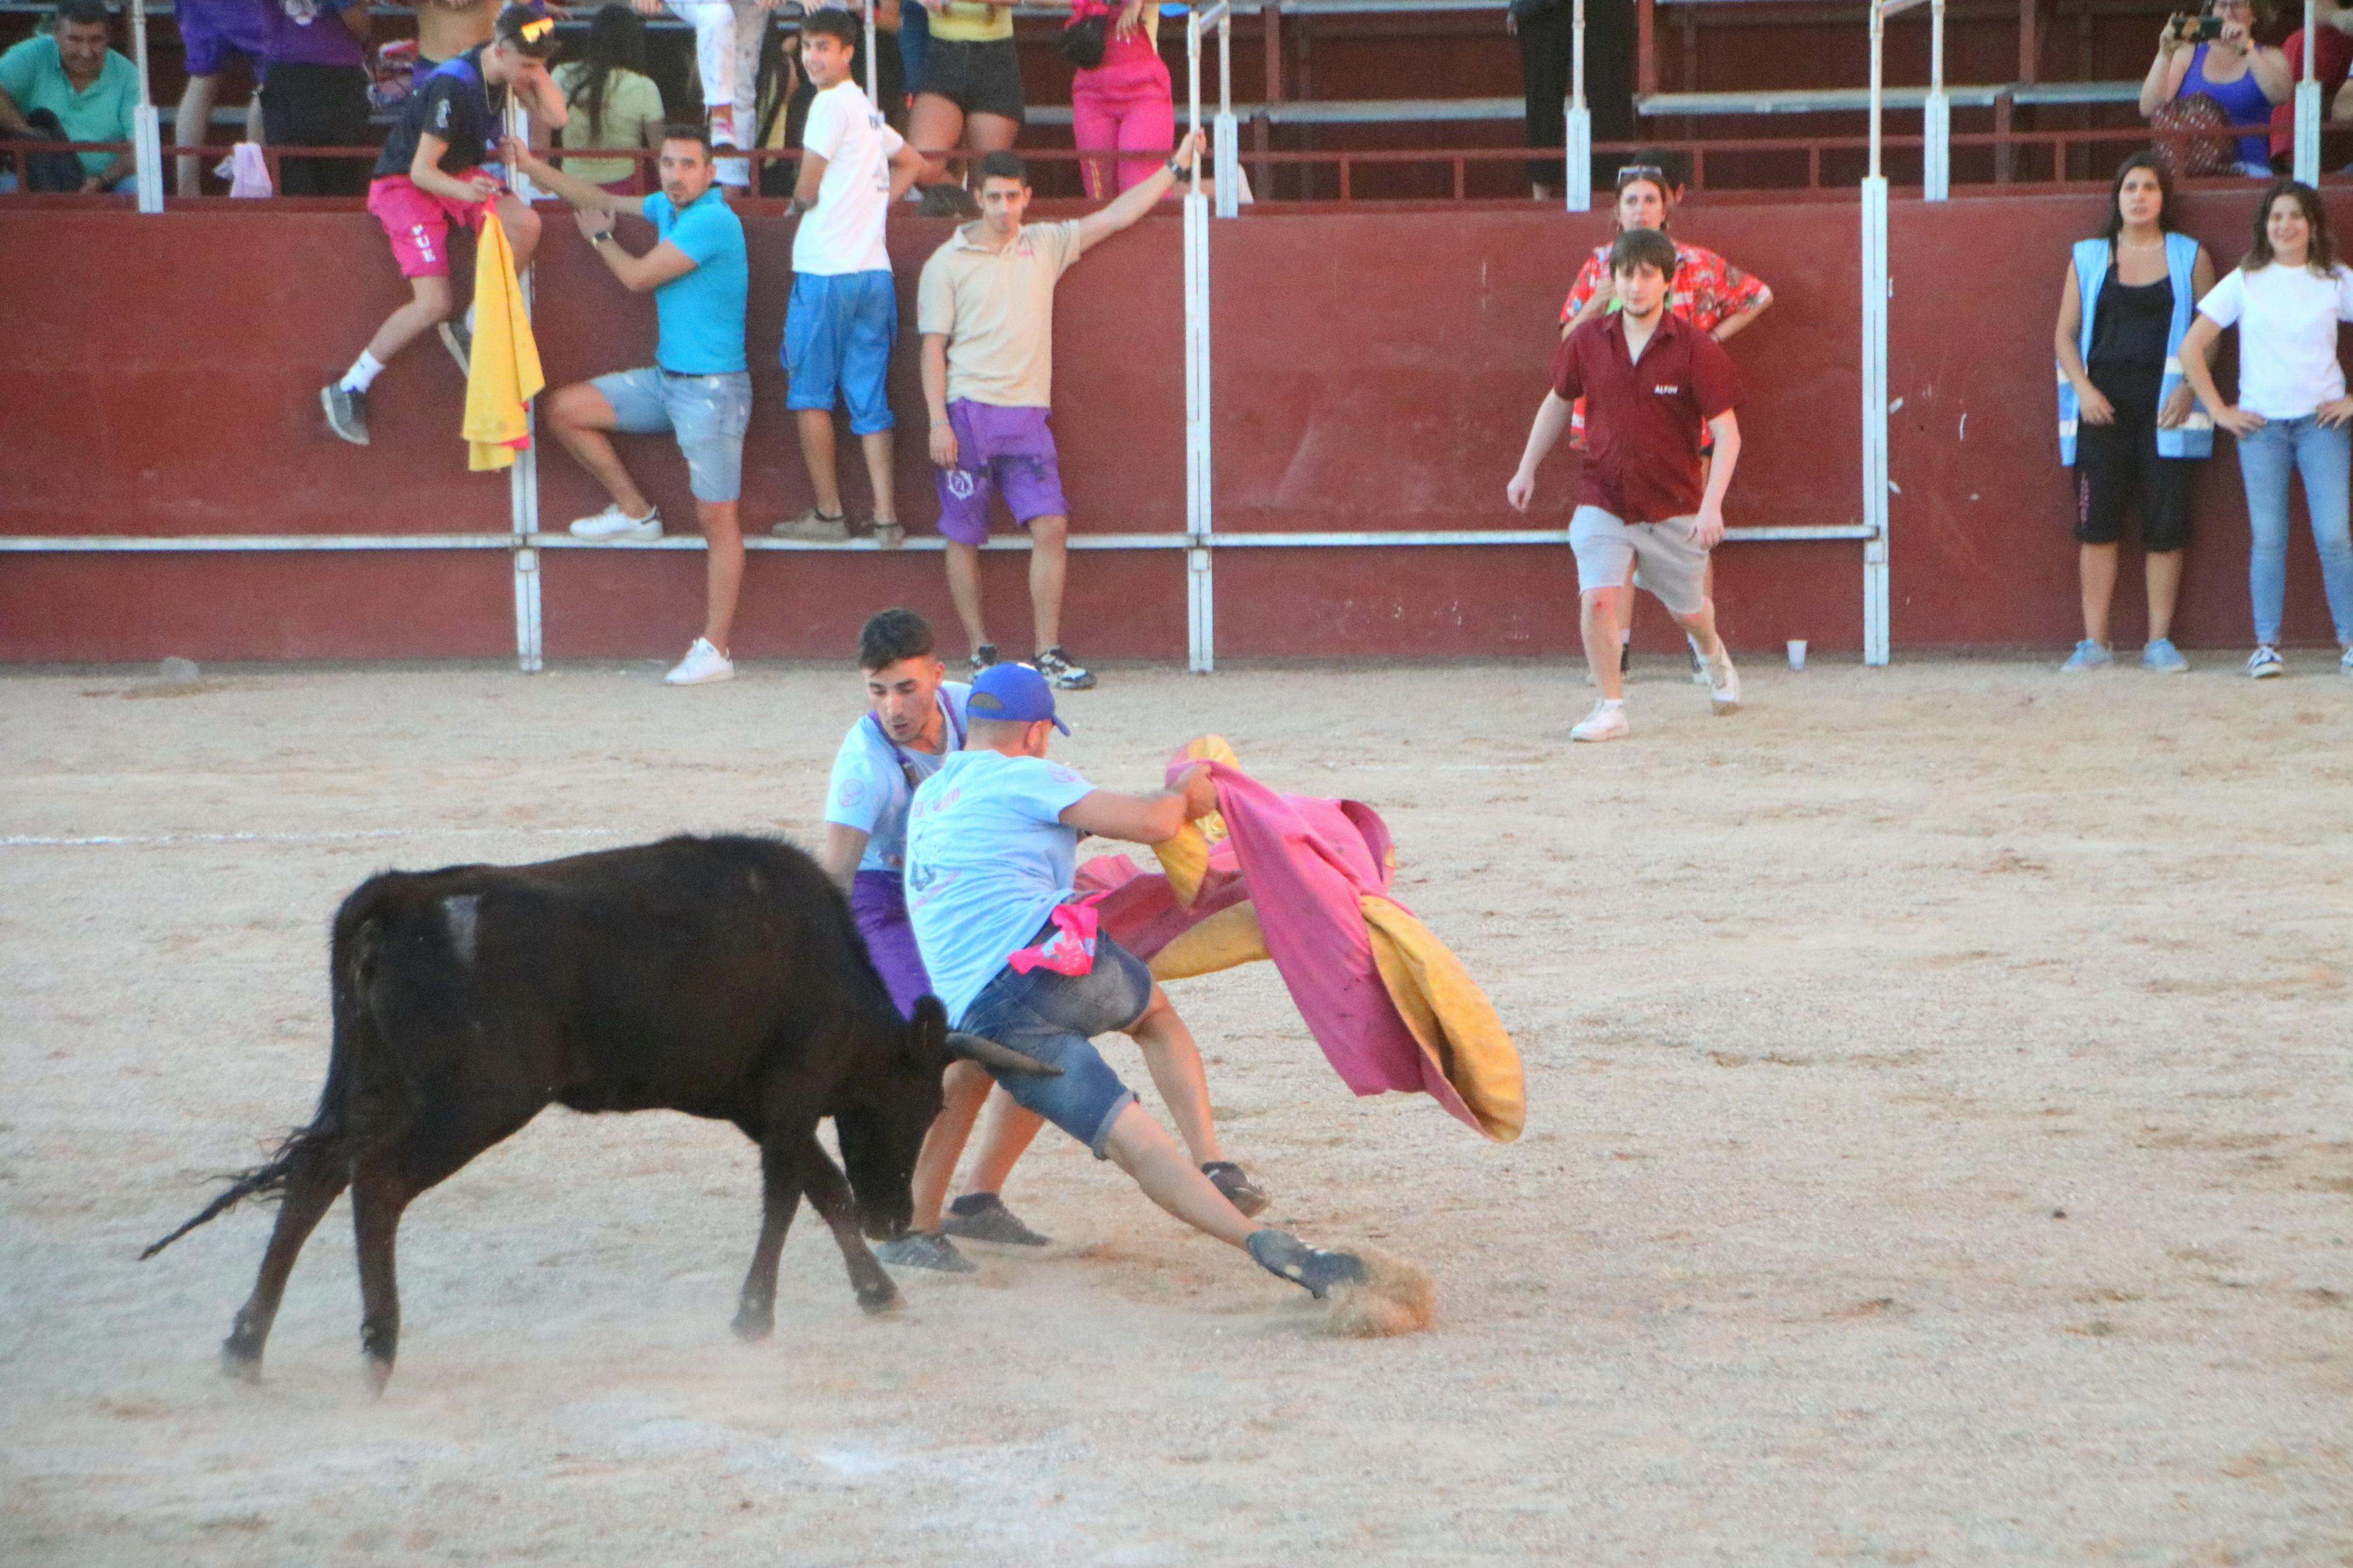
[[1006, 900, 1101, 977]]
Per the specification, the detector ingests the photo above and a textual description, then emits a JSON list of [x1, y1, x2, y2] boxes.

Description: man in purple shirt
[[258, 0, 373, 195]]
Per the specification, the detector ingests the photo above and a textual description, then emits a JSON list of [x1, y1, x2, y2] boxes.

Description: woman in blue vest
[[2054, 153, 2217, 672]]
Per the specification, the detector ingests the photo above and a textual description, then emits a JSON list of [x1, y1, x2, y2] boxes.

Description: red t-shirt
[[1549, 309, 1742, 524]]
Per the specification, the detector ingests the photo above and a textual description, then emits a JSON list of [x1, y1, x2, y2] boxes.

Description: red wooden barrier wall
[[2, 190, 2345, 664]]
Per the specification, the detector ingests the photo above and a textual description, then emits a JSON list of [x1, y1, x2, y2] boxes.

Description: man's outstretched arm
[[1073, 128, 1205, 254], [1059, 764, 1217, 844]]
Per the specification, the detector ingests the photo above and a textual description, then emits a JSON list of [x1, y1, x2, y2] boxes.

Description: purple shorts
[[179, 0, 272, 76], [934, 400, 1068, 545], [851, 870, 933, 1019]]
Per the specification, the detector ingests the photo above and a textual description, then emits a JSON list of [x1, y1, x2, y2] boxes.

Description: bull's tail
[[140, 894, 388, 1261]]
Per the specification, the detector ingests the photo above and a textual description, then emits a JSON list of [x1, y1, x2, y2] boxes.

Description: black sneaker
[[320, 383, 370, 446], [1201, 1161, 1269, 1218], [1247, 1229, 1367, 1300], [874, 1230, 977, 1273], [940, 1192, 1052, 1246], [438, 318, 472, 375], [967, 643, 999, 678], [1036, 645, 1096, 691]]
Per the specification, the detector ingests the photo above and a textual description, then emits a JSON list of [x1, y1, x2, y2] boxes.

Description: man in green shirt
[[0, 0, 139, 191]]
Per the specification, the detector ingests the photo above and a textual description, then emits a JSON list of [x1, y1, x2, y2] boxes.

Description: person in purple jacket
[[258, 0, 374, 195]]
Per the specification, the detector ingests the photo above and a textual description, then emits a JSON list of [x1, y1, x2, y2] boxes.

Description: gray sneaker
[[940, 1192, 1051, 1246], [874, 1230, 977, 1273], [1201, 1161, 1269, 1218], [769, 507, 850, 542], [2141, 637, 2189, 674], [1246, 1229, 1367, 1300], [1035, 645, 1096, 691], [320, 383, 370, 446]]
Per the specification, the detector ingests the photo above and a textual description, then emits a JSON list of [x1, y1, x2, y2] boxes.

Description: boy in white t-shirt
[[2177, 179, 2353, 677], [772, 8, 925, 546]]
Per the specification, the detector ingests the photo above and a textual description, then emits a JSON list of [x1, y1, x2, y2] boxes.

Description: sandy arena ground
[[1, 656, 2348, 1566]]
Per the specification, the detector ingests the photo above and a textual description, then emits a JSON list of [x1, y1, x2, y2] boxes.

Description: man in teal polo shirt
[[0, 0, 139, 192], [508, 125, 754, 688]]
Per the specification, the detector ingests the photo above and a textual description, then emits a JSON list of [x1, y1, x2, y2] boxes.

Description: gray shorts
[[590, 366, 753, 503], [1569, 504, 1709, 617]]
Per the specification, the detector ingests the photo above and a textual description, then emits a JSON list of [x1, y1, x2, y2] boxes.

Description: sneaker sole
[[665, 667, 736, 686], [319, 387, 368, 446], [1710, 695, 1742, 713], [570, 523, 663, 542], [2250, 666, 2285, 680], [1570, 727, 1627, 743]]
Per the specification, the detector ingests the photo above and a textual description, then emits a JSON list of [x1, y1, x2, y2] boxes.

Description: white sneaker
[[664, 638, 734, 685], [2246, 645, 2285, 680], [1571, 701, 1629, 742], [1707, 655, 1742, 714], [570, 503, 662, 542]]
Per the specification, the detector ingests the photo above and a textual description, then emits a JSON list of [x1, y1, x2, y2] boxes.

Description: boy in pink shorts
[[319, 1, 563, 447]]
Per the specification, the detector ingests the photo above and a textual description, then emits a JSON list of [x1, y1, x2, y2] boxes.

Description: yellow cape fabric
[[1154, 734, 1237, 906], [463, 214, 545, 472], [1148, 901, 1270, 981], [1361, 899, 1525, 1142]]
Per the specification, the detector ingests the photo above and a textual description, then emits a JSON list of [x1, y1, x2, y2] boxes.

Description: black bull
[[141, 834, 1053, 1390]]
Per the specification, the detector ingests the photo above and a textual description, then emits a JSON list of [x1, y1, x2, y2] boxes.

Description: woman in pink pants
[[1067, 0, 1172, 198]]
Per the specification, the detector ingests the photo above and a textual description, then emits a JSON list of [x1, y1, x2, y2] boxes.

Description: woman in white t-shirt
[[2178, 179, 2353, 678]]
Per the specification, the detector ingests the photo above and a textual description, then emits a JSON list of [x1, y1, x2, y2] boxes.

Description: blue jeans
[[956, 931, 1153, 1158], [2234, 416, 2353, 646]]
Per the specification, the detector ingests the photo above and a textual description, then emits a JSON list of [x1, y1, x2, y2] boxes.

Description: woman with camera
[[2139, 0, 2290, 178], [2177, 179, 2353, 677], [2054, 154, 2216, 673]]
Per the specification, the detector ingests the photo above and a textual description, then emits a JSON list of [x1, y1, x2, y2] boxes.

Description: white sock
[[339, 351, 385, 393], [1598, 696, 1624, 709]]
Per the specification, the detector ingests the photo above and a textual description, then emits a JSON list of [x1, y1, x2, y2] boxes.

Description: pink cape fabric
[[1074, 758, 1483, 1133]]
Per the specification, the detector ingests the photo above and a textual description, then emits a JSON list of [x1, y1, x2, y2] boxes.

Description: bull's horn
[[943, 1030, 1063, 1076]]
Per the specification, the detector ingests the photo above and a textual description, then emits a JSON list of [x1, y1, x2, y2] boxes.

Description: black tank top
[[2087, 267, 2173, 378]]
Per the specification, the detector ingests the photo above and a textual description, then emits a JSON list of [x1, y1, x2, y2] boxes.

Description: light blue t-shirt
[[643, 187, 748, 375], [905, 750, 1098, 1025], [822, 682, 971, 875], [0, 36, 138, 178]]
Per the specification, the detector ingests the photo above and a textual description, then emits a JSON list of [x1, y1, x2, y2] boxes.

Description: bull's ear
[[944, 1030, 1063, 1077], [905, 994, 950, 1068]]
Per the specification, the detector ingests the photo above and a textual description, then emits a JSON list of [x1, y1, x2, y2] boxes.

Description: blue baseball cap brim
[[967, 663, 1070, 733]]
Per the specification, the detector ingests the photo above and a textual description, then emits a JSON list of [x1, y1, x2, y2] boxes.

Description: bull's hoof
[[219, 1342, 262, 1383], [730, 1306, 774, 1343], [363, 1354, 395, 1397], [857, 1283, 902, 1317]]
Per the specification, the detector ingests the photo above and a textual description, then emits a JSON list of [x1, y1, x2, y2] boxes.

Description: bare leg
[[799, 1137, 899, 1313], [796, 408, 844, 518], [363, 275, 455, 367], [909, 1059, 993, 1232], [1028, 513, 1069, 652], [1671, 596, 1727, 662], [2145, 548, 2182, 643], [492, 193, 542, 272], [1614, 559, 1638, 648], [961, 1086, 1047, 1197], [545, 384, 655, 517], [908, 93, 965, 186], [175, 73, 218, 197], [220, 1161, 348, 1379], [1124, 984, 1223, 1165], [945, 539, 989, 652], [861, 430, 899, 526], [697, 499, 743, 652], [1100, 1103, 1254, 1249], [732, 1119, 817, 1341], [1581, 587, 1626, 700], [964, 111, 1020, 157], [2079, 541, 2119, 645]]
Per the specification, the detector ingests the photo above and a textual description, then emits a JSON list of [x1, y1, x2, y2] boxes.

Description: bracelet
[[1166, 156, 1184, 179]]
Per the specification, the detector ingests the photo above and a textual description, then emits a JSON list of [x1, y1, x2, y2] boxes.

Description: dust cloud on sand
[[2, 659, 2348, 1565]]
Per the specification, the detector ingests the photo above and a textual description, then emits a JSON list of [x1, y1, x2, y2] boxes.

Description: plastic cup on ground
[[1786, 640, 1807, 672], [159, 656, 200, 683]]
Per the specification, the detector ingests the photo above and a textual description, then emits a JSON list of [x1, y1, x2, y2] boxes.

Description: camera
[[2167, 7, 2226, 41]]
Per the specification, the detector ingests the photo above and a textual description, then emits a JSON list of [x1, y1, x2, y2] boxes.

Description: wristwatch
[[590, 229, 613, 246]]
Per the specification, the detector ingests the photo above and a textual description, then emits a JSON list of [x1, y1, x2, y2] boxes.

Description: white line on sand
[[1, 827, 622, 849]]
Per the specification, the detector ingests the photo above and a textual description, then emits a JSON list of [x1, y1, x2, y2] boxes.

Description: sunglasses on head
[[1616, 165, 1670, 190]]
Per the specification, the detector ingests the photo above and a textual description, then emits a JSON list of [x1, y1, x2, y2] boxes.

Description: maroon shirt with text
[[1549, 308, 1742, 524]]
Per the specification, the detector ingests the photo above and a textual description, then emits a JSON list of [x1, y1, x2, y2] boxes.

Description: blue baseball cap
[[967, 663, 1070, 734]]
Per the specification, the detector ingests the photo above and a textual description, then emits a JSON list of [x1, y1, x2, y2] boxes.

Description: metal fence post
[[129, 1, 162, 211], [2295, 0, 2320, 184], [1564, 0, 1591, 211], [1922, 0, 1949, 200], [506, 96, 544, 671]]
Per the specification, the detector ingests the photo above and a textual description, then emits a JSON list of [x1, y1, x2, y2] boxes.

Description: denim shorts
[[591, 366, 753, 502], [956, 930, 1152, 1158]]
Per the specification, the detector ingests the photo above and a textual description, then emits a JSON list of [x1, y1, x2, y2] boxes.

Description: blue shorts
[[590, 366, 752, 503], [956, 931, 1152, 1159], [783, 269, 897, 435]]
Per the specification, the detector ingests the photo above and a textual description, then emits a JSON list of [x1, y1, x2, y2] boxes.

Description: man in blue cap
[[899, 662, 1364, 1299]]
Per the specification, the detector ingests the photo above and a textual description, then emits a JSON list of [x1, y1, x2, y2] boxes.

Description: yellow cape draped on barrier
[[463, 214, 545, 473], [1145, 734, 1524, 1143]]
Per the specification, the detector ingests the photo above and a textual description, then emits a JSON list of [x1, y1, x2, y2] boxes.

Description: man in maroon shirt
[[1508, 226, 1744, 742]]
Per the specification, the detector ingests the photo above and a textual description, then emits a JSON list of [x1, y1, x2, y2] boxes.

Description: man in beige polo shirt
[[916, 133, 1203, 691]]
